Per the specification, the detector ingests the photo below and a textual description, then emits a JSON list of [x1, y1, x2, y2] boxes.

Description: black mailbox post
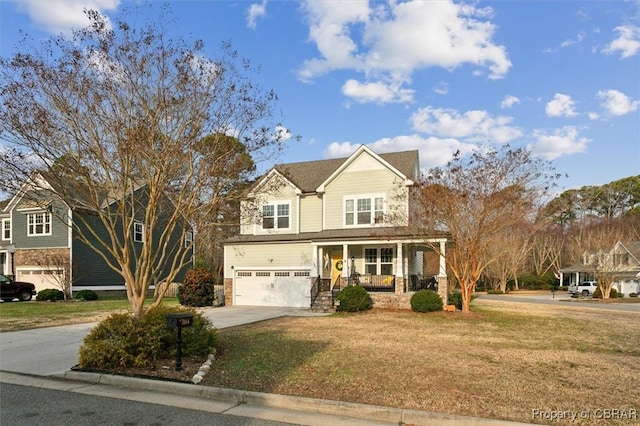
[[166, 312, 194, 371]]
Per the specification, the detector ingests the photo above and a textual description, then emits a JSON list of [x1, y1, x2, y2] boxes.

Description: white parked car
[[568, 281, 598, 297]]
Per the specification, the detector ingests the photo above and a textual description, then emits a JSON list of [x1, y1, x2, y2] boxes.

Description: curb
[[54, 370, 529, 425]]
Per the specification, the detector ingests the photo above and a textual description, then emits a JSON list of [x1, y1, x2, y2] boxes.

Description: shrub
[[336, 285, 372, 312], [78, 305, 218, 370], [74, 289, 98, 301], [593, 287, 621, 299], [36, 288, 64, 301], [487, 289, 504, 294], [447, 292, 478, 310], [179, 268, 216, 307], [411, 289, 443, 313], [629, 293, 638, 298], [558, 286, 568, 292]]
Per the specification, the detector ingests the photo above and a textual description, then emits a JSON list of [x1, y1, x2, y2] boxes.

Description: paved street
[[477, 292, 640, 312], [1, 382, 291, 426]]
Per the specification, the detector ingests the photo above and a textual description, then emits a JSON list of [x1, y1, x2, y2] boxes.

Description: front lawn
[[0, 298, 180, 331], [203, 300, 640, 425]]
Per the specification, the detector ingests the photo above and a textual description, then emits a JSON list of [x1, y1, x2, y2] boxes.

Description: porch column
[[312, 244, 319, 277], [318, 246, 324, 279], [439, 240, 446, 277], [395, 243, 404, 294], [342, 244, 348, 281]]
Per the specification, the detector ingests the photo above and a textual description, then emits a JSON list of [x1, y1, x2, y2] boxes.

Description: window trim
[[133, 221, 144, 243], [26, 212, 52, 236], [184, 230, 193, 248], [364, 246, 394, 275], [1, 218, 10, 241], [261, 201, 291, 230], [344, 194, 385, 227]]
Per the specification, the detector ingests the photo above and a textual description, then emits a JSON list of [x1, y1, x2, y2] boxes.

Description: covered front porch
[[310, 238, 448, 310]]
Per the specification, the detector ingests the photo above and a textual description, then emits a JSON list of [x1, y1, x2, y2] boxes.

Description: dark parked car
[[1, 274, 37, 302]]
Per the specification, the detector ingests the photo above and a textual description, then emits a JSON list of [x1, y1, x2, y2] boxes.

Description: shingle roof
[[273, 150, 419, 193], [224, 226, 447, 245]]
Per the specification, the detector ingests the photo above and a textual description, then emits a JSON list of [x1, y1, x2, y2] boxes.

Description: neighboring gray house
[[223, 145, 448, 310], [560, 241, 640, 296], [1, 173, 193, 295]]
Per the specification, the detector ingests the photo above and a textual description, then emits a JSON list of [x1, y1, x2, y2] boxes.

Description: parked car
[[0, 274, 37, 302], [568, 281, 598, 297]]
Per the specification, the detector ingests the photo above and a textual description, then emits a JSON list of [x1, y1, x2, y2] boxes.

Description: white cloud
[[324, 135, 476, 170], [410, 107, 523, 144], [341, 79, 414, 104], [10, 0, 120, 36], [299, 0, 511, 103], [588, 112, 600, 120], [545, 93, 577, 117], [433, 81, 448, 95], [247, 0, 267, 30], [597, 89, 639, 116], [529, 126, 589, 160], [602, 25, 640, 59], [500, 95, 520, 109]]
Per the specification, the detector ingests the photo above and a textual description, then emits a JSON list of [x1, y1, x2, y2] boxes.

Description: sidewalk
[[0, 370, 530, 426]]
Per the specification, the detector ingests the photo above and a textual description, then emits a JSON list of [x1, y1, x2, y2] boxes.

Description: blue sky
[[1, 0, 638, 192]]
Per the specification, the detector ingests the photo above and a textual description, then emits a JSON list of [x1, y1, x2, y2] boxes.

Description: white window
[[1, 218, 10, 241], [184, 230, 193, 248], [364, 247, 394, 275], [27, 212, 51, 236], [262, 202, 290, 230], [133, 221, 144, 243], [345, 195, 385, 226]]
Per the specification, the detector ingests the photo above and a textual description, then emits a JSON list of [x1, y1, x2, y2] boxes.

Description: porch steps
[[310, 290, 336, 313]]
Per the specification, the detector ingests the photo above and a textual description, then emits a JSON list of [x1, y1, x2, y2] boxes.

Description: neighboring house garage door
[[16, 268, 64, 294], [234, 270, 311, 307]]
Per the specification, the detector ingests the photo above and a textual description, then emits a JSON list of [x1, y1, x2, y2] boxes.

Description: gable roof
[[272, 148, 419, 194]]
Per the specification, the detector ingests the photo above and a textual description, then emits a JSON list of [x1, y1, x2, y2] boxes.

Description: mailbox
[[166, 312, 194, 329]]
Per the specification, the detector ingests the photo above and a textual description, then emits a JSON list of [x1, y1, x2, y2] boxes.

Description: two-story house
[[560, 241, 640, 296], [223, 145, 448, 309], [1, 173, 193, 296]]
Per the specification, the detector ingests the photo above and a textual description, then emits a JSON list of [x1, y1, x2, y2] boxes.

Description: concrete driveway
[[0, 306, 327, 377]]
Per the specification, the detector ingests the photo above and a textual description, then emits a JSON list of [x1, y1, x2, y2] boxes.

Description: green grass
[[0, 297, 180, 331]]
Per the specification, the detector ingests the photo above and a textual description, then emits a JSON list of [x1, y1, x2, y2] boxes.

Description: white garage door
[[16, 268, 64, 293], [235, 270, 311, 307]]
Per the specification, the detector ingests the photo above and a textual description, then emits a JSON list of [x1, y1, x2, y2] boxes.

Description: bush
[[593, 287, 621, 299], [179, 268, 216, 307], [336, 285, 372, 312], [511, 274, 557, 290], [487, 289, 504, 294], [558, 286, 568, 292], [447, 292, 478, 310], [36, 288, 64, 301], [411, 289, 443, 313], [74, 289, 98, 301], [79, 305, 218, 370], [629, 293, 638, 298]]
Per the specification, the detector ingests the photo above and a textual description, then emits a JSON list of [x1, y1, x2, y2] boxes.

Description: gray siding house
[[1, 173, 193, 295]]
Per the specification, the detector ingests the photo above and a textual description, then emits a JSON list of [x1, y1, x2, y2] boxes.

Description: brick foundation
[[224, 278, 233, 306]]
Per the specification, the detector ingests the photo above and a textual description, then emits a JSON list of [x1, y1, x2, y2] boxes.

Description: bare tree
[[484, 224, 531, 292], [0, 5, 283, 317], [412, 146, 558, 313]]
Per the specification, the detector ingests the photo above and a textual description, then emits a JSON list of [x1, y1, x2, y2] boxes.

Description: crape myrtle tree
[[413, 146, 559, 313], [0, 5, 283, 317]]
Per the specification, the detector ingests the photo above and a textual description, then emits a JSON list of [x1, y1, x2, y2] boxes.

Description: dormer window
[[262, 202, 290, 230], [345, 195, 384, 226]]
